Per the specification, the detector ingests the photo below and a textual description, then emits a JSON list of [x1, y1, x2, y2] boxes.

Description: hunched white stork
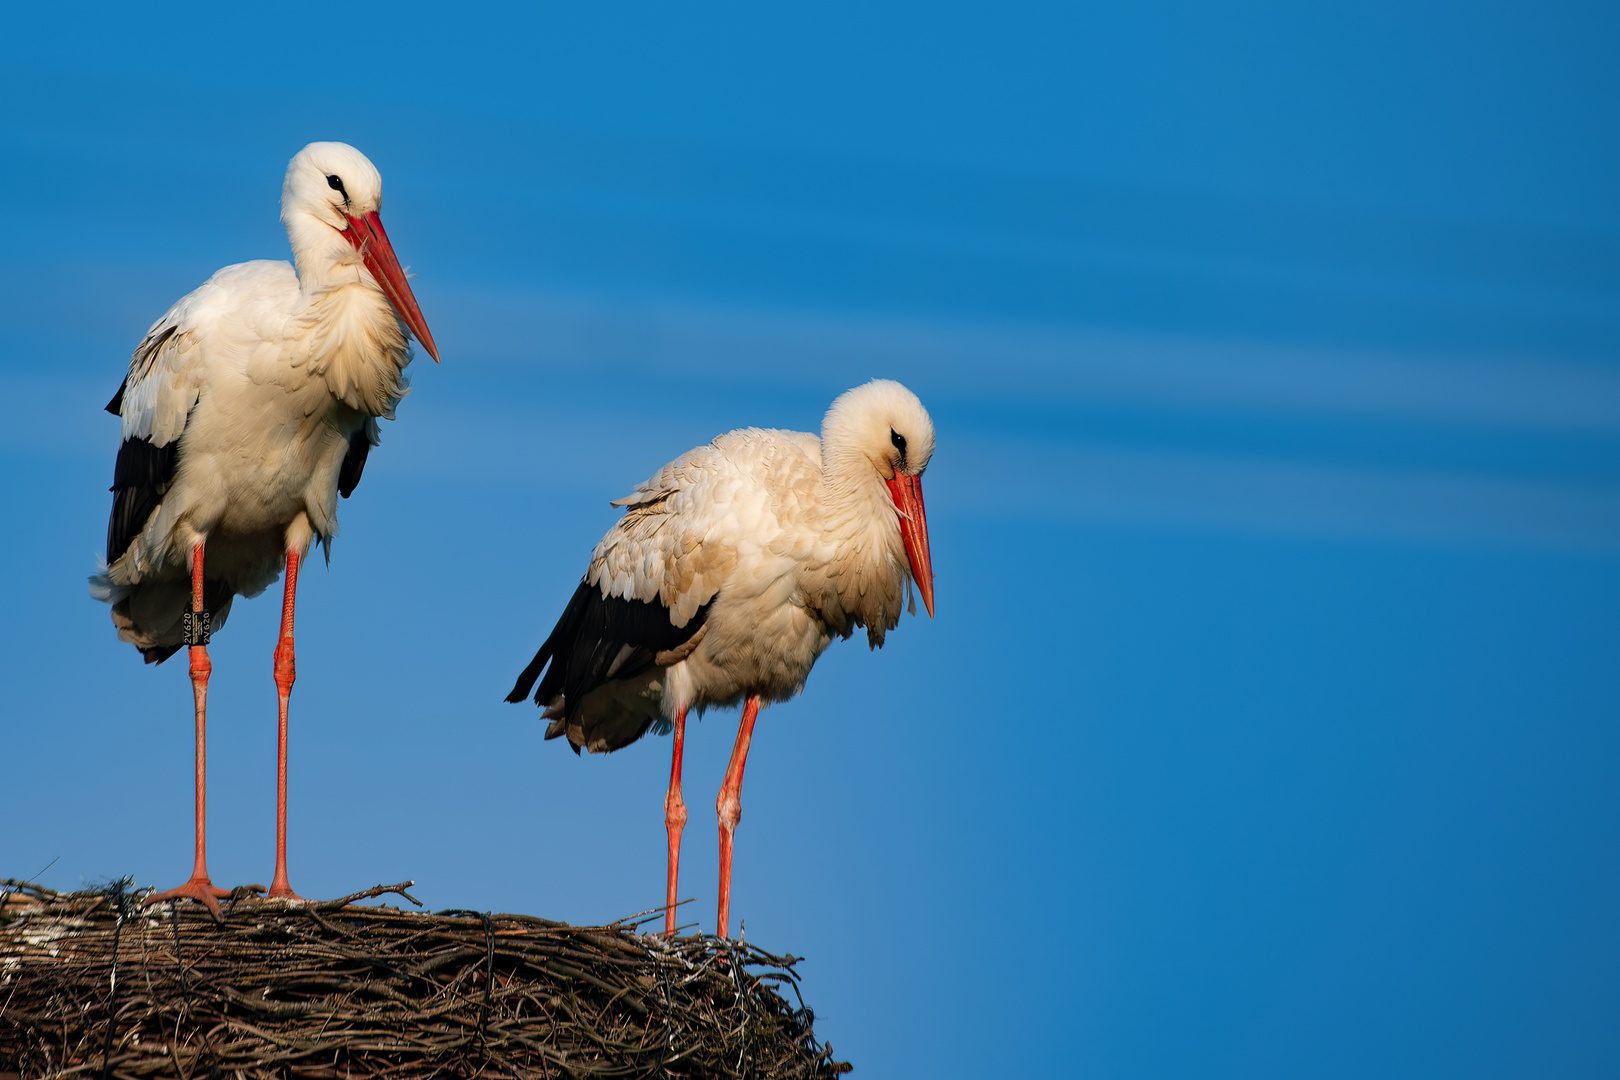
[[91, 142, 439, 915], [507, 380, 936, 937]]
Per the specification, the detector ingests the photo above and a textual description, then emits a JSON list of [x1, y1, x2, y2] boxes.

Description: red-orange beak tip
[[886, 472, 935, 622], [347, 211, 440, 364]]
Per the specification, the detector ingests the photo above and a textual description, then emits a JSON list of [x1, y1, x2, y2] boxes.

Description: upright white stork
[[507, 380, 936, 937], [91, 142, 439, 914]]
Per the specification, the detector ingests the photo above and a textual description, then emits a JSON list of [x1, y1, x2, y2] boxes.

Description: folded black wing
[[506, 579, 710, 736], [106, 430, 180, 565], [338, 428, 371, 499]]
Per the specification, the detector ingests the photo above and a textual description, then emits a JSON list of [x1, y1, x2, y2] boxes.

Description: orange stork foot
[[145, 876, 232, 918], [266, 877, 305, 902]]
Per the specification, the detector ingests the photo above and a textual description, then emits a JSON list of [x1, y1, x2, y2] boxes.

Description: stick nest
[[0, 878, 850, 1079]]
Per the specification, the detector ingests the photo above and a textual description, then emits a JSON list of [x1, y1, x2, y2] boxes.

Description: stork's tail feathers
[[507, 644, 579, 750], [88, 561, 128, 606], [141, 643, 185, 665], [90, 564, 166, 662], [99, 577, 235, 665]]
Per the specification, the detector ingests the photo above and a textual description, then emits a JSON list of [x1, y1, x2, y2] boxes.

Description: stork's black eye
[[326, 174, 346, 193], [890, 429, 907, 456]]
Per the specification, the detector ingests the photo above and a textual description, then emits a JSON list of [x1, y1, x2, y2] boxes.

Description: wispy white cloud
[[408, 287, 1620, 550], [942, 435, 1620, 551], [12, 278, 1616, 552], [432, 284, 1620, 433]]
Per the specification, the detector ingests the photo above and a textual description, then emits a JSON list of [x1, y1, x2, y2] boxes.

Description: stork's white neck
[[281, 210, 412, 418], [278, 140, 388, 294], [811, 441, 911, 644], [285, 211, 367, 293]]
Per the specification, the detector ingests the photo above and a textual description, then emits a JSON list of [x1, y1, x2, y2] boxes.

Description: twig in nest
[[317, 880, 423, 910]]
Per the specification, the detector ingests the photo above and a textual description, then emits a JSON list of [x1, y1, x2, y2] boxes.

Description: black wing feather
[[506, 579, 711, 741], [107, 436, 180, 564], [338, 428, 371, 498]]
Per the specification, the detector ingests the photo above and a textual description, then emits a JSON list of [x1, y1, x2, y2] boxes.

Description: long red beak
[[345, 210, 440, 362], [885, 472, 935, 618]]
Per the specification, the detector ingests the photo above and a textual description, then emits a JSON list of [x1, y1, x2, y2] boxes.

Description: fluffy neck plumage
[[285, 212, 412, 418], [815, 441, 910, 646]]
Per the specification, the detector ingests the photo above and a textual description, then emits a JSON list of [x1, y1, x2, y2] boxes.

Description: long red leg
[[268, 548, 303, 900], [145, 542, 230, 916], [663, 707, 689, 936], [715, 695, 761, 939]]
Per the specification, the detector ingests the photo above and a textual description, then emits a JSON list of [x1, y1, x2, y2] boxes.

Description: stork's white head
[[823, 379, 936, 480], [823, 379, 937, 616], [284, 142, 383, 221], [279, 141, 439, 362]]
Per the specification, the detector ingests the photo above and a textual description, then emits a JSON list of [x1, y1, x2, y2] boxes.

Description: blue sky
[[3, 3, 1618, 1076]]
